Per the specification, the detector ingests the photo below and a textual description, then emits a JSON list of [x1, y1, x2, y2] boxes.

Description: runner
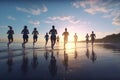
[[21, 26, 29, 48], [32, 28, 39, 47], [85, 33, 89, 45], [49, 25, 57, 49], [62, 28, 69, 48], [74, 33, 78, 47], [44, 32, 49, 47], [90, 31, 96, 46], [7, 26, 14, 48]]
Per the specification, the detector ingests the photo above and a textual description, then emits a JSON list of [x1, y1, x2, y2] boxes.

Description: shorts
[[23, 35, 28, 39], [51, 35, 56, 41], [8, 35, 13, 40], [33, 35, 38, 39]]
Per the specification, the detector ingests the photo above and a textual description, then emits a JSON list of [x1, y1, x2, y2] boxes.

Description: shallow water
[[0, 42, 120, 80]]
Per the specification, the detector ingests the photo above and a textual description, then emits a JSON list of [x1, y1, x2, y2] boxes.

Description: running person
[[90, 31, 96, 46], [62, 28, 69, 48], [74, 33, 78, 47], [32, 28, 39, 46], [7, 26, 14, 48], [85, 33, 89, 45], [44, 32, 49, 47], [21, 26, 29, 48], [49, 25, 57, 49]]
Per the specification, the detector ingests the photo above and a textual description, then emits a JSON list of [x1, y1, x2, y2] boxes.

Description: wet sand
[[0, 43, 120, 80]]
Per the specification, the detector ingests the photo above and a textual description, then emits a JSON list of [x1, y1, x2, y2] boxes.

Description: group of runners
[[7, 25, 96, 49]]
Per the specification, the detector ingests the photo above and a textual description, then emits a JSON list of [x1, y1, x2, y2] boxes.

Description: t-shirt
[[45, 35, 49, 39], [21, 29, 29, 35], [32, 30, 39, 36], [62, 32, 69, 38], [49, 29, 57, 36], [90, 34, 95, 39], [7, 30, 14, 36]]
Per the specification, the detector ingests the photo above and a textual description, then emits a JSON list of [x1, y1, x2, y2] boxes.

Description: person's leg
[[53, 37, 56, 47], [51, 36, 54, 49]]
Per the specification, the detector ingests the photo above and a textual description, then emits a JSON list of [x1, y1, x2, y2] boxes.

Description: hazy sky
[[0, 0, 120, 42]]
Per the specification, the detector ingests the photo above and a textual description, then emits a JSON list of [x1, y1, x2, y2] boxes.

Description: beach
[[0, 42, 120, 80]]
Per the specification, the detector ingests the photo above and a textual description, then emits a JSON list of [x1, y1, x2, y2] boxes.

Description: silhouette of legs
[[7, 38, 13, 48]]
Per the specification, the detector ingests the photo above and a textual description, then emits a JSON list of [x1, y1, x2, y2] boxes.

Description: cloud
[[16, 5, 48, 15], [0, 25, 7, 29], [72, 0, 120, 26], [112, 15, 120, 26], [28, 20, 40, 27], [46, 16, 80, 24], [7, 16, 16, 20]]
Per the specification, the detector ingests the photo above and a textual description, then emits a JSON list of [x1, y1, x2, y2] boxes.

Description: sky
[[0, 0, 120, 42]]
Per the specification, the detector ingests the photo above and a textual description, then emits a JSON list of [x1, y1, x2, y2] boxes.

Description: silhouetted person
[[7, 49, 13, 73], [74, 48, 78, 59], [44, 32, 49, 47], [49, 25, 57, 49], [62, 28, 69, 48], [49, 51, 57, 77], [32, 28, 39, 47], [56, 35, 60, 43], [44, 49, 49, 61], [7, 26, 14, 48], [21, 49, 28, 74], [31, 49, 38, 70], [21, 26, 29, 48], [86, 33, 89, 46], [86, 46, 90, 59], [63, 50, 68, 71], [90, 31, 96, 46], [74, 33, 78, 47], [91, 46, 97, 63]]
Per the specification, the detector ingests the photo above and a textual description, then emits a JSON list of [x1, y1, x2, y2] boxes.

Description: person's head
[[92, 31, 94, 34], [34, 28, 37, 31], [65, 28, 67, 32], [8, 26, 12, 30], [46, 32, 48, 35], [24, 25, 27, 29], [75, 33, 76, 35], [52, 25, 55, 29]]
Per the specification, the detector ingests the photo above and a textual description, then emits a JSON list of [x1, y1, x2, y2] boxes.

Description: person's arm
[[49, 30, 51, 34], [27, 30, 29, 34], [7, 31, 9, 34], [13, 30, 14, 34], [56, 30, 57, 34], [37, 31, 39, 34], [32, 31, 34, 35], [21, 30, 23, 34], [62, 32, 64, 36]]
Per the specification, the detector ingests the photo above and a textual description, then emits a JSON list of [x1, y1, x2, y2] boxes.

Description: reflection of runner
[[91, 47, 97, 63], [32, 28, 39, 46], [62, 28, 69, 47], [49, 25, 57, 49], [44, 32, 49, 47], [85, 33, 89, 45], [90, 31, 96, 46], [21, 26, 29, 48], [7, 26, 14, 48], [74, 33, 78, 47]]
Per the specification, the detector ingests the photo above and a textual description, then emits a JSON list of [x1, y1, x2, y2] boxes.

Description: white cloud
[[0, 25, 7, 29], [16, 5, 48, 15], [28, 20, 40, 27], [72, 0, 120, 26], [112, 15, 120, 26], [7, 16, 16, 20], [47, 16, 80, 24]]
